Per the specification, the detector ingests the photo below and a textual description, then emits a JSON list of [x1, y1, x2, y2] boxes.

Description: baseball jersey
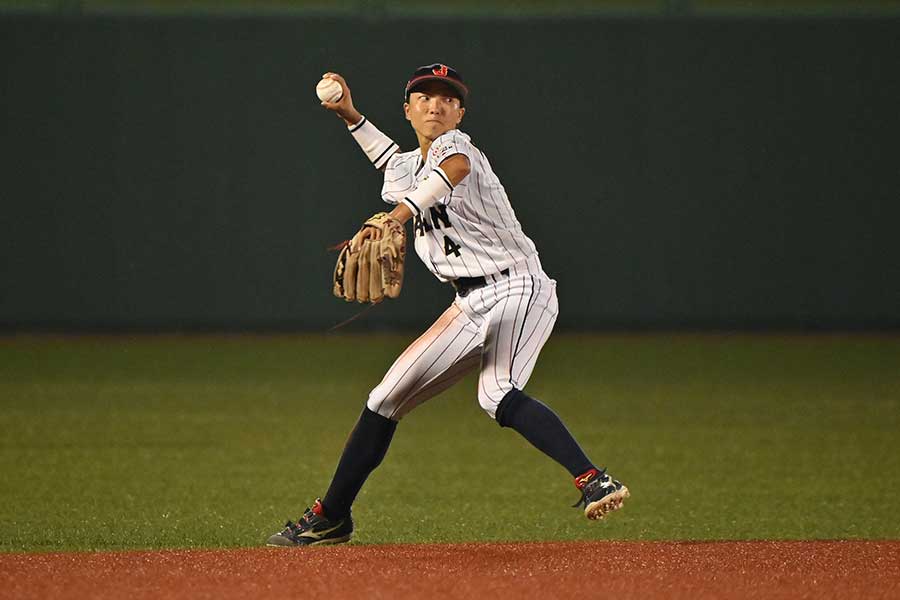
[[381, 129, 538, 282]]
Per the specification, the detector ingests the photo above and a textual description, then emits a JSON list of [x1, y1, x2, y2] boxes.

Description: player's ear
[[456, 107, 465, 125], [403, 102, 411, 121]]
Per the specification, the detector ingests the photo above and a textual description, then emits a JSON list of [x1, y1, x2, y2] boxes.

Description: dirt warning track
[[2, 540, 898, 599]]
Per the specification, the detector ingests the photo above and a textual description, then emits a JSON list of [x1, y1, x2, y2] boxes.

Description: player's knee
[[477, 384, 513, 420], [366, 384, 399, 420]]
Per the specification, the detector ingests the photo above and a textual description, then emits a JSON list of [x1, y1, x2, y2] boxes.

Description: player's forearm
[[348, 116, 399, 170], [389, 202, 414, 225]]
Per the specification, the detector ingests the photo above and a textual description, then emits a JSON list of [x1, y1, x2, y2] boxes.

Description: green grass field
[[1, 333, 898, 552]]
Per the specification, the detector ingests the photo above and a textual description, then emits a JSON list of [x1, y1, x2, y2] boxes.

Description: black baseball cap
[[404, 63, 468, 106]]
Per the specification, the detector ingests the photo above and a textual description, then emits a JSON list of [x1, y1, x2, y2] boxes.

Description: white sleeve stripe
[[350, 117, 397, 170], [347, 116, 367, 133], [403, 196, 422, 216], [373, 143, 399, 169], [433, 167, 453, 191]]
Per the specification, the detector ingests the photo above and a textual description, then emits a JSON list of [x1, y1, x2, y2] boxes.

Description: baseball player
[[267, 63, 629, 547]]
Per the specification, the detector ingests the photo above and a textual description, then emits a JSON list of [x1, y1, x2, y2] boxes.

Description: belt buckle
[[452, 277, 479, 297], [453, 270, 507, 298]]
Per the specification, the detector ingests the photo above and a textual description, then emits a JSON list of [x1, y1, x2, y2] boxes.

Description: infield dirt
[[2, 540, 898, 599]]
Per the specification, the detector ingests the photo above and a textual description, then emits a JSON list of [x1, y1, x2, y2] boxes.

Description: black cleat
[[572, 468, 630, 521], [266, 499, 353, 547]]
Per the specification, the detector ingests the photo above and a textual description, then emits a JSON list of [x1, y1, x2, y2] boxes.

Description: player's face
[[404, 82, 465, 141]]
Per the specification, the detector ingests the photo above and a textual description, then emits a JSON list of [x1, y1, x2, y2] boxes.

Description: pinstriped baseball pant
[[367, 255, 559, 421]]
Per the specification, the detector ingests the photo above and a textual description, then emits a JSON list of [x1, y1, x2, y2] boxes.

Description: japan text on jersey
[[382, 130, 538, 282]]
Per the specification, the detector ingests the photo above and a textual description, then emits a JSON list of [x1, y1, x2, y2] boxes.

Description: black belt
[[450, 269, 510, 297]]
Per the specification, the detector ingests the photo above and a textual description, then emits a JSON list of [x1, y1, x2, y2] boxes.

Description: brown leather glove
[[333, 212, 406, 303]]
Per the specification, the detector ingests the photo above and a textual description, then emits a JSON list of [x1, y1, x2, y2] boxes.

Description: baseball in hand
[[316, 77, 343, 103]]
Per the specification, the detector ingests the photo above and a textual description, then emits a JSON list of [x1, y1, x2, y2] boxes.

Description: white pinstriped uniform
[[382, 129, 538, 281], [367, 129, 560, 421]]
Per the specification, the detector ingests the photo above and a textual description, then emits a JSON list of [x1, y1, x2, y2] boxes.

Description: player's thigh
[[386, 346, 481, 420], [368, 303, 481, 420], [477, 276, 559, 417]]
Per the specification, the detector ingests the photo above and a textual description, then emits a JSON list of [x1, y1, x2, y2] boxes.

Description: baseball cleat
[[572, 468, 630, 521], [266, 499, 353, 547]]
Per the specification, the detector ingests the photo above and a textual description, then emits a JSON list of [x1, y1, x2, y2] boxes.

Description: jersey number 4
[[443, 235, 462, 257]]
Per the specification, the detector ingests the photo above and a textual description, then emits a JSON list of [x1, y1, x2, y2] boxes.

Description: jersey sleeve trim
[[373, 143, 400, 170], [433, 166, 454, 190], [348, 115, 367, 133], [402, 167, 453, 214], [402, 196, 422, 216], [429, 129, 473, 166], [349, 116, 399, 170]]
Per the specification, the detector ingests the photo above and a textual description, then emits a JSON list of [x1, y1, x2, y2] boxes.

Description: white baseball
[[316, 77, 343, 103]]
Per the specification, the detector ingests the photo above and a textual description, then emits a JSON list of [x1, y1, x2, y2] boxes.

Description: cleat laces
[[571, 469, 615, 509], [282, 508, 318, 538]]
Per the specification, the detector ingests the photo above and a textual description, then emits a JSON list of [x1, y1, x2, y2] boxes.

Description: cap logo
[[432, 64, 449, 77]]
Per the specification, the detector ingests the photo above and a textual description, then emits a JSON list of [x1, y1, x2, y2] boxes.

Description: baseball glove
[[333, 212, 406, 303]]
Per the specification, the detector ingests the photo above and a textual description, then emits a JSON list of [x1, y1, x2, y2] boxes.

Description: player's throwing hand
[[319, 72, 362, 126]]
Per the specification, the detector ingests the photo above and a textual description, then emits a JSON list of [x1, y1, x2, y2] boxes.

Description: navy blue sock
[[495, 388, 595, 477], [321, 407, 397, 520]]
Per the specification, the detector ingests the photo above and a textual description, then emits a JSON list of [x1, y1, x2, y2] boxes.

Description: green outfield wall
[[1, 15, 898, 331]]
